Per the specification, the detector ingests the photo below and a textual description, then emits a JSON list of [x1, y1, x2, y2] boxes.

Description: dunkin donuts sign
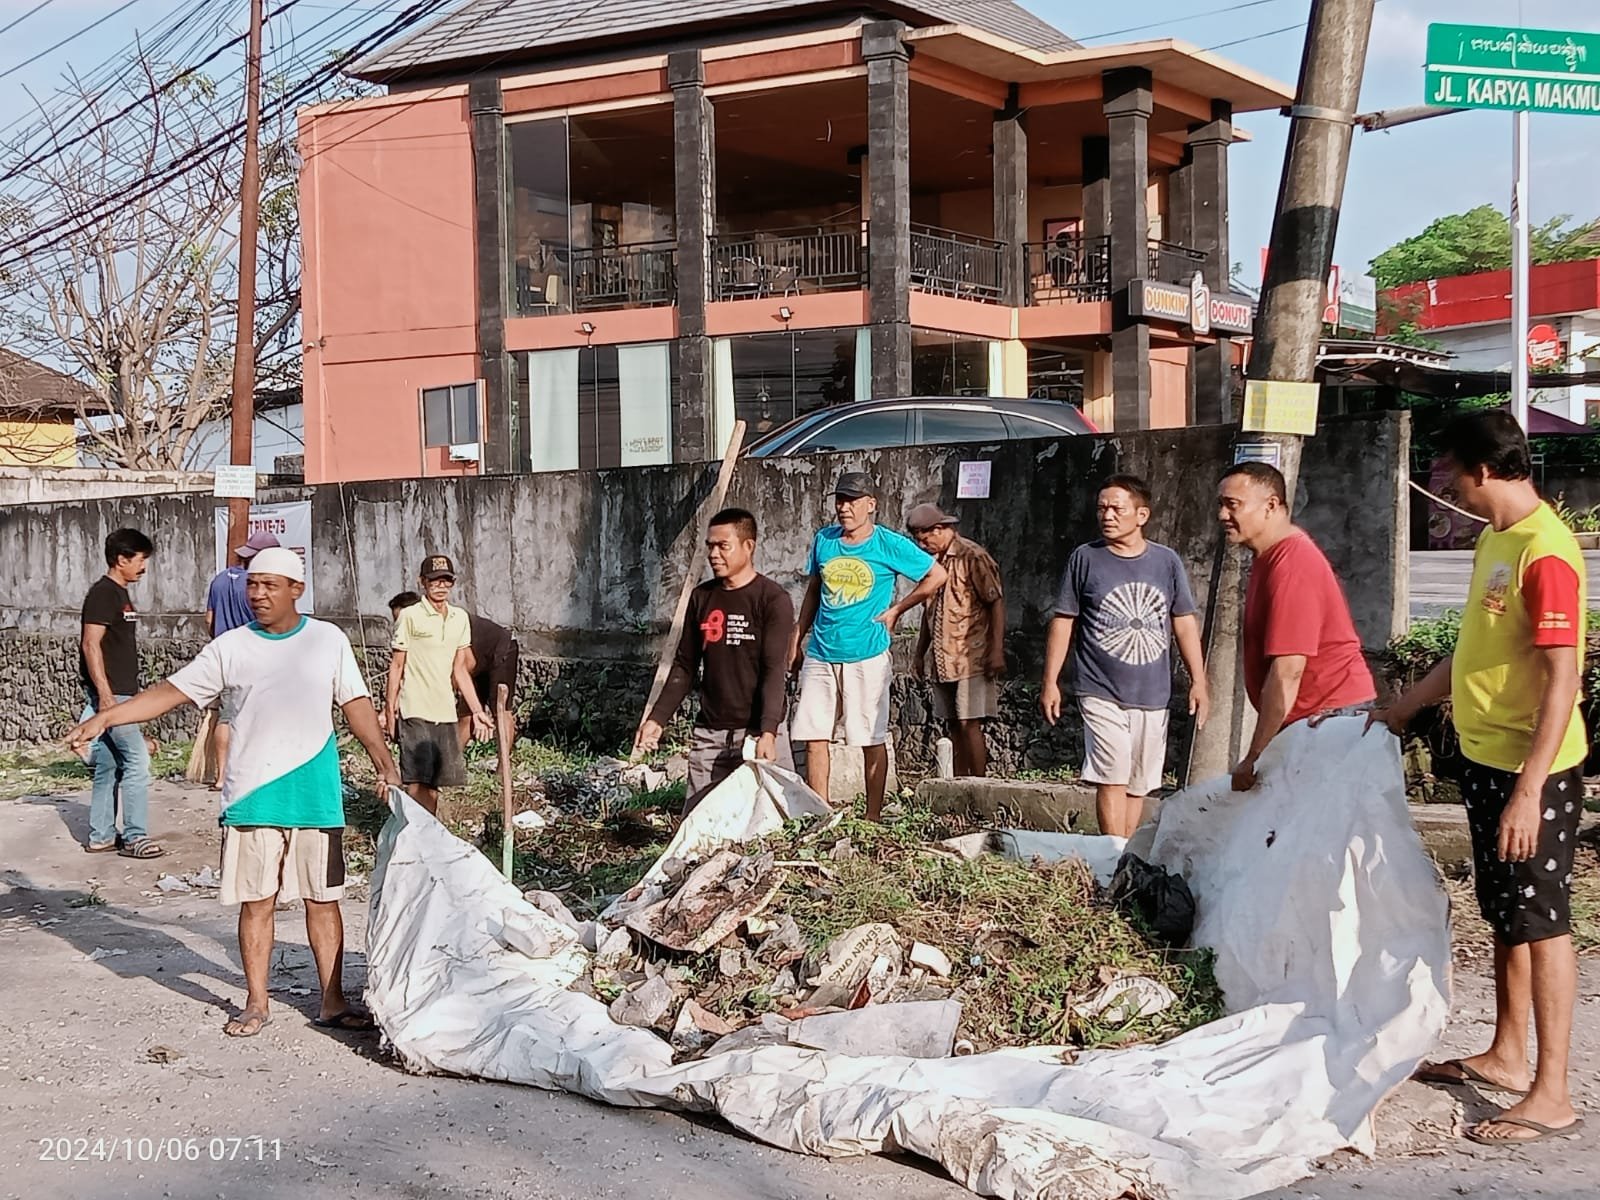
[[1128, 277, 1254, 335]]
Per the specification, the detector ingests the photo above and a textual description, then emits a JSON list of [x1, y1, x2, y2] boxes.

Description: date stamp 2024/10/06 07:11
[[36, 1136, 284, 1164]]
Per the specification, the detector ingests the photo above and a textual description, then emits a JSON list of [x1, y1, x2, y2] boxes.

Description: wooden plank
[[631, 421, 747, 755], [496, 682, 514, 878]]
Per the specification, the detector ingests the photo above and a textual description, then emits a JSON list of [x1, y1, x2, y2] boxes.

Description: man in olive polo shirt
[[383, 555, 492, 815]]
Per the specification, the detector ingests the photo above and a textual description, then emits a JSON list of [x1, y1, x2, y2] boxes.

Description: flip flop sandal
[[85, 841, 119, 853], [117, 838, 166, 859], [1414, 1059, 1530, 1095], [1465, 1116, 1585, 1146], [224, 1012, 270, 1038], [312, 1010, 377, 1032]]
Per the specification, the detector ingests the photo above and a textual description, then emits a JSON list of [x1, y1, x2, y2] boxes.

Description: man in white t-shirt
[[68, 547, 400, 1039]]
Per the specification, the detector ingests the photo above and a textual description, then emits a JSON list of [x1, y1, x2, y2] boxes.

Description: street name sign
[[1426, 24, 1600, 115]]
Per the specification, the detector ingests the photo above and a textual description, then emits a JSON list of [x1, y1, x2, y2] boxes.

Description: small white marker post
[[1510, 109, 1531, 430]]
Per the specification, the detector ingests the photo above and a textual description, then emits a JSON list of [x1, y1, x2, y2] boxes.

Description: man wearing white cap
[[204, 529, 281, 786], [68, 547, 400, 1039]]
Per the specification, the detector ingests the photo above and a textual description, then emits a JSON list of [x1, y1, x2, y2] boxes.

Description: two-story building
[[298, 0, 1289, 482]]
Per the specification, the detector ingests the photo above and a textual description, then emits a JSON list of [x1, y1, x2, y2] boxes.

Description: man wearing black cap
[[383, 555, 493, 815], [791, 472, 947, 820], [908, 503, 1006, 777]]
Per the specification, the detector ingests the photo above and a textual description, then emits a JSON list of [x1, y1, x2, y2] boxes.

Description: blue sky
[[3, 0, 1599, 286]]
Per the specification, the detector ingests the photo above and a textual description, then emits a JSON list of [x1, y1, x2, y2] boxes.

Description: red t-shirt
[[1243, 531, 1376, 725]]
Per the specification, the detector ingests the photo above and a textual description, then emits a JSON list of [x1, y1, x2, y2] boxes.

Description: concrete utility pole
[[1188, 0, 1377, 782], [225, 0, 264, 561]]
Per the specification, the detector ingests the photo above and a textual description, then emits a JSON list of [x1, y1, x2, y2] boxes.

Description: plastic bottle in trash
[[936, 737, 954, 779]]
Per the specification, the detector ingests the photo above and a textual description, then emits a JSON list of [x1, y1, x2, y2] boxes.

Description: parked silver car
[[743, 396, 1098, 457]]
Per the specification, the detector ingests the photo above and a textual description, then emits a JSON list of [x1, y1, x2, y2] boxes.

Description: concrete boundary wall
[[0, 415, 1409, 767]]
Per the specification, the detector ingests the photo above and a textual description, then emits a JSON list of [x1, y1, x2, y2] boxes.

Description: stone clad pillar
[[864, 20, 911, 398], [993, 87, 1028, 307], [671, 50, 716, 460], [469, 78, 516, 472], [1190, 100, 1235, 425], [1104, 67, 1153, 431]]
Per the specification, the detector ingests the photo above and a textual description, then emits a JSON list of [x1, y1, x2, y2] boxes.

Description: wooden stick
[[495, 682, 514, 879], [632, 420, 747, 758]]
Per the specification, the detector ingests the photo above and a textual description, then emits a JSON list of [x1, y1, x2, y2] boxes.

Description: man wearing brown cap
[[791, 472, 946, 820], [908, 504, 1006, 777], [383, 555, 492, 815]]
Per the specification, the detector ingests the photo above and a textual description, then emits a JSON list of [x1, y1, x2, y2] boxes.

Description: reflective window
[[508, 118, 571, 314], [728, 329, 859, 437], [917, 408, 1007, 445], [795, 408, 910, 453], [421, 383, 480, 447], [911, 331, 990, 396]]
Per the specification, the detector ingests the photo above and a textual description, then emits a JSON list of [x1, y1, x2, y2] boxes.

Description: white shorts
[[220, 826, 345, 906], [791, 652, 892, 747], [1079, 695, 1169, 798]]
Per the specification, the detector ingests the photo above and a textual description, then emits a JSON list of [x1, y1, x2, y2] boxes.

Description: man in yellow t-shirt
[[383, 555, 492, 815], [1373, 411, 1586, 1147]]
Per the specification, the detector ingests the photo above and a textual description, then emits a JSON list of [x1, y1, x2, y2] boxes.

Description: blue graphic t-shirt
[[205, 567, 255, 636], [806, 525, 936, 664], [1055, 540, 1197, 711]]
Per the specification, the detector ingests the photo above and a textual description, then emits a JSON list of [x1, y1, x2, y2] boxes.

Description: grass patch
[[0, 748, 90, 801]]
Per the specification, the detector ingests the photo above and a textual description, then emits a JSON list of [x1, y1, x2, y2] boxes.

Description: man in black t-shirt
[[635, 508, 796, 813], [79, 528, 163, 858]]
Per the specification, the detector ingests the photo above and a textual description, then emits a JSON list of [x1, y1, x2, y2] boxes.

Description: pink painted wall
[[299, 90, 479, 483]]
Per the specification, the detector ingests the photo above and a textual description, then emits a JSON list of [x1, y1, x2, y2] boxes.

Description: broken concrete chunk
[[788, 1000, 962, 1059], [595, 926, 633, 967], [154, 874, 191, 893], [1072, 975, 1177, 1027], [909, 941, 953, 978], [669, 999, 739, 1056], [608, 975, 675, 1030]]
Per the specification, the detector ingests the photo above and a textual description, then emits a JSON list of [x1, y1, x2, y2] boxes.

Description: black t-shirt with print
[[650, 575, 795, 733], [80, 575, 139, 697]]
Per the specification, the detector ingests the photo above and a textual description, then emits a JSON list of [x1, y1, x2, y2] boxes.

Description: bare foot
[[224, 1009, 270, 1038], [1415, 1051, 1532, 1094]]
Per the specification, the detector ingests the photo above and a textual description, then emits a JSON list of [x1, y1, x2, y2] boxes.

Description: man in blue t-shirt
[[791, 472, 946, 820], [1041, 474, 1209, 838], [203, 530, 279, 787]]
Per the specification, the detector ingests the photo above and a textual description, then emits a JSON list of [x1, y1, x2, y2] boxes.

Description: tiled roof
[[354, 0, 1076, 79], [0, 348, 101, 416]]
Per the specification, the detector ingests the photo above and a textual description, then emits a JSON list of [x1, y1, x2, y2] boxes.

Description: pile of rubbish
[[523, 774, 1221, 1058]]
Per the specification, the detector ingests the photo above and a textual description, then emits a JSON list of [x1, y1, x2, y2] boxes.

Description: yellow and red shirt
[[1452, 502, 1587, 773]]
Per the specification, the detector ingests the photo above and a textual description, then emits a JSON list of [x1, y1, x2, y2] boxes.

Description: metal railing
[[1147, 239, 1208, 285], [1024, 234, 1110, 304], [570, 241, 678, 311], [909, 225, 1004, 302], [710, 226, 864, 300]]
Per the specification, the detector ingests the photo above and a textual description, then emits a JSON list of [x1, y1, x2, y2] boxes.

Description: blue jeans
[[83, 694, 149, 845]]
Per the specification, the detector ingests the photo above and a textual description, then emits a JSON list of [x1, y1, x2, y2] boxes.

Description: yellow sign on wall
[[1242, 380, 1320, 436]]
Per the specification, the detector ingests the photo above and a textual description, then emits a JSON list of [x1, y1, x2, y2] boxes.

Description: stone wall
[[0, 416, 1409, 774]]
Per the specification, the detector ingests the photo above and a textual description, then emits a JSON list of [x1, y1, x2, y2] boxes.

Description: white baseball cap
[[246, 546, 305, 584]]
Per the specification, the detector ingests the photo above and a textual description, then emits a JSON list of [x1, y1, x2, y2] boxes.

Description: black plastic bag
[[1108, 852, 1196, 946]]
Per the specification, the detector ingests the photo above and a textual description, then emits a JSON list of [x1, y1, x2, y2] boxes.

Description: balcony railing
[[570, 241, 678, 312], [1025, 234, 1110, 305], [710, 226, 864, 300], [909, 225, 1003, 302], [1148, 239, 1208, 285]]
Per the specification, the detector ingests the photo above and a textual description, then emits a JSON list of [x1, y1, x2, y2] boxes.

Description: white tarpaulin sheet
[[364, 716, 1451, 1199]]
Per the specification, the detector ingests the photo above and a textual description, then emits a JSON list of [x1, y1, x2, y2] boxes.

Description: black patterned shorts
[[1460, 759, 1584, 946]]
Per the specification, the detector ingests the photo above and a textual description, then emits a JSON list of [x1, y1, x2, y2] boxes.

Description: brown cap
[[419, 554, 456, 581], [906, 503, 958, 532]]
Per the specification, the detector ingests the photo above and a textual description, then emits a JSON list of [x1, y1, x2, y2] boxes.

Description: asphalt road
[[1410, 549, 1600, 622]]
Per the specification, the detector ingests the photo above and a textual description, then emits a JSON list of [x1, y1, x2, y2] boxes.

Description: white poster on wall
[[617, 342, 673, 466], [213, 500, 314, 613]]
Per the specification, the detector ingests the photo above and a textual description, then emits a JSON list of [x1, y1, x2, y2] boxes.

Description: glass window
[[534, 341, 677, 471], [917, 407, 1007, 445], [911, 331, 991, 396], [728, 329, 859, 437], [508, 118, 571, 315], [795, 408, 910, 453], [421, 383, 479, 447], [1004, 413, 1073, 438]]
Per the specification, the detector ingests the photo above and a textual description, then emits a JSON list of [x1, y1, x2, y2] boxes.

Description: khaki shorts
[[1079, 694, 1169, 798], [220, 826, 346, 906], [791, 652, 892, 747], [930, 674, 999, 721]]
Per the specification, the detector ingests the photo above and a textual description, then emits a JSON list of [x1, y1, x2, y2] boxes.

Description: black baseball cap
[[831, 471, 875, 500], [420, 554, 456, 581]]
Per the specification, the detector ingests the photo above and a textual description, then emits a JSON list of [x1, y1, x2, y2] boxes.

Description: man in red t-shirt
[[1217, 462, 1375, 791]]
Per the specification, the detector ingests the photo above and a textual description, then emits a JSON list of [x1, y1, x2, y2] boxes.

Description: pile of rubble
[[525, 802, 1220, 1062]]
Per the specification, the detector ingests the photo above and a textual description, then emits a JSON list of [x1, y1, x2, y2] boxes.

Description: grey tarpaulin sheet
[[364, 716, 1451, 1199]]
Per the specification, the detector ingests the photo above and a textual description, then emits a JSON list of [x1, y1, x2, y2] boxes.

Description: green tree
[[1370, 204, 1600, 289]]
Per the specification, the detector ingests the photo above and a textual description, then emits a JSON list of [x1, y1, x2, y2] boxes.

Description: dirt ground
[[3, 778, 1597, 1200]]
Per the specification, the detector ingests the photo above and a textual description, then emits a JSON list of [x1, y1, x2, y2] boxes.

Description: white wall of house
[[184, 403, 305, 472], [1428, 314, 1600, 424]]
